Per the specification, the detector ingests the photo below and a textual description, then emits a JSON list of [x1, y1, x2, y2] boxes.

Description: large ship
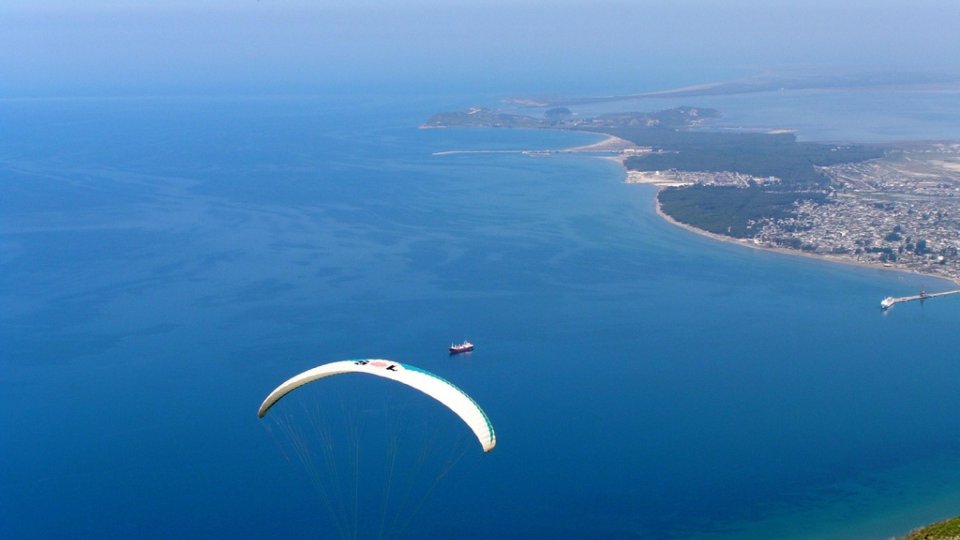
[[449, 341, 474, 354]]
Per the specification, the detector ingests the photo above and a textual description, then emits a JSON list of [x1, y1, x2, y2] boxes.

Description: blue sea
[[3, 89, 960, 539]]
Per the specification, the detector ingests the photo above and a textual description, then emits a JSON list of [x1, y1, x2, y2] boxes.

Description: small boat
[[880, 296, 895, 310], [449, 341, 474, 354]]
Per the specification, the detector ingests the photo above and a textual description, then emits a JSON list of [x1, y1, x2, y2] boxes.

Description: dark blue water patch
[[4, 94, 960, 539]]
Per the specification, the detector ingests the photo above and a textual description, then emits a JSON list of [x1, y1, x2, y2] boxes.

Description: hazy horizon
[[4, 0, 960, 98], [7, 3, 960, 539]]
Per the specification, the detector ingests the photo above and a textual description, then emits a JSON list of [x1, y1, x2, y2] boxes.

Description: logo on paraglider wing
[[368, 360, 401, 372]]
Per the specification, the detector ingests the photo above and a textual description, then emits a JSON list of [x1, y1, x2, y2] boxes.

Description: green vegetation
[[424, 103, 884, 240], [904, 516, 960, 539], [658, 185, 825, 238], [584, 107, 721, 129], [544, 107, 572, 120], [423, 106, 716, 131], [423, 108, 544, 129], [578, 126, 883, 237], [597, 128, 883, 188]]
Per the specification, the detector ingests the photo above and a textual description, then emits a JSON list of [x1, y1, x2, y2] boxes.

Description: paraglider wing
[[258, 359, 496, 452]]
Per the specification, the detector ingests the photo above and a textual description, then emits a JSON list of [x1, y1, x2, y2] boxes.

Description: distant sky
[[3, 0, 959, 97]]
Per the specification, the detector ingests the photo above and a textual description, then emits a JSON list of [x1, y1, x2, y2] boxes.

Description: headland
[[427, 102, 960, 287]]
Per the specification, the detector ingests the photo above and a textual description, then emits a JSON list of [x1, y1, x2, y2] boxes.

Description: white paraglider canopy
[[258, 359, 496, 452]]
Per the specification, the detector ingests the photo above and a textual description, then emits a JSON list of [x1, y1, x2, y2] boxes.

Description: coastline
[[583, 138, 960, 289], [611, 146, 960, 539], [434, 128, 960, 290], [561, 134, 637, 153], [649, 185, 869, 271], [425, 94, 960, 539], [575, 132, 960, 538], [651, 189, 960, 288]]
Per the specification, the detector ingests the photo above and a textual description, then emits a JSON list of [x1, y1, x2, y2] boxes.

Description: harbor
[[881, 289, 960, 310]]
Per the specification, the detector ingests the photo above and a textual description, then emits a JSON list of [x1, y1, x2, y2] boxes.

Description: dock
[[881, 289, 960, 310]]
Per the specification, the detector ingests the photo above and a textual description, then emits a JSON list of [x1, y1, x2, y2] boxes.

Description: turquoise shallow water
[[2, 92, 960, 539]]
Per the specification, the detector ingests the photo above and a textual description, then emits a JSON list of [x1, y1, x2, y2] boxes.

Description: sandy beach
[[561, 134, 639, 153], [437, 133, 960, 288], [642, 174, 960, 288], [572, 141, 960, 289]]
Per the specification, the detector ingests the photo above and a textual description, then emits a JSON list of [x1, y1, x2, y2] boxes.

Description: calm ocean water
[[2, 90, 960, 539]]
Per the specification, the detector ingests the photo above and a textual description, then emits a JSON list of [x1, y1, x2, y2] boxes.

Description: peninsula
[[426, 104, 960, 285]]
